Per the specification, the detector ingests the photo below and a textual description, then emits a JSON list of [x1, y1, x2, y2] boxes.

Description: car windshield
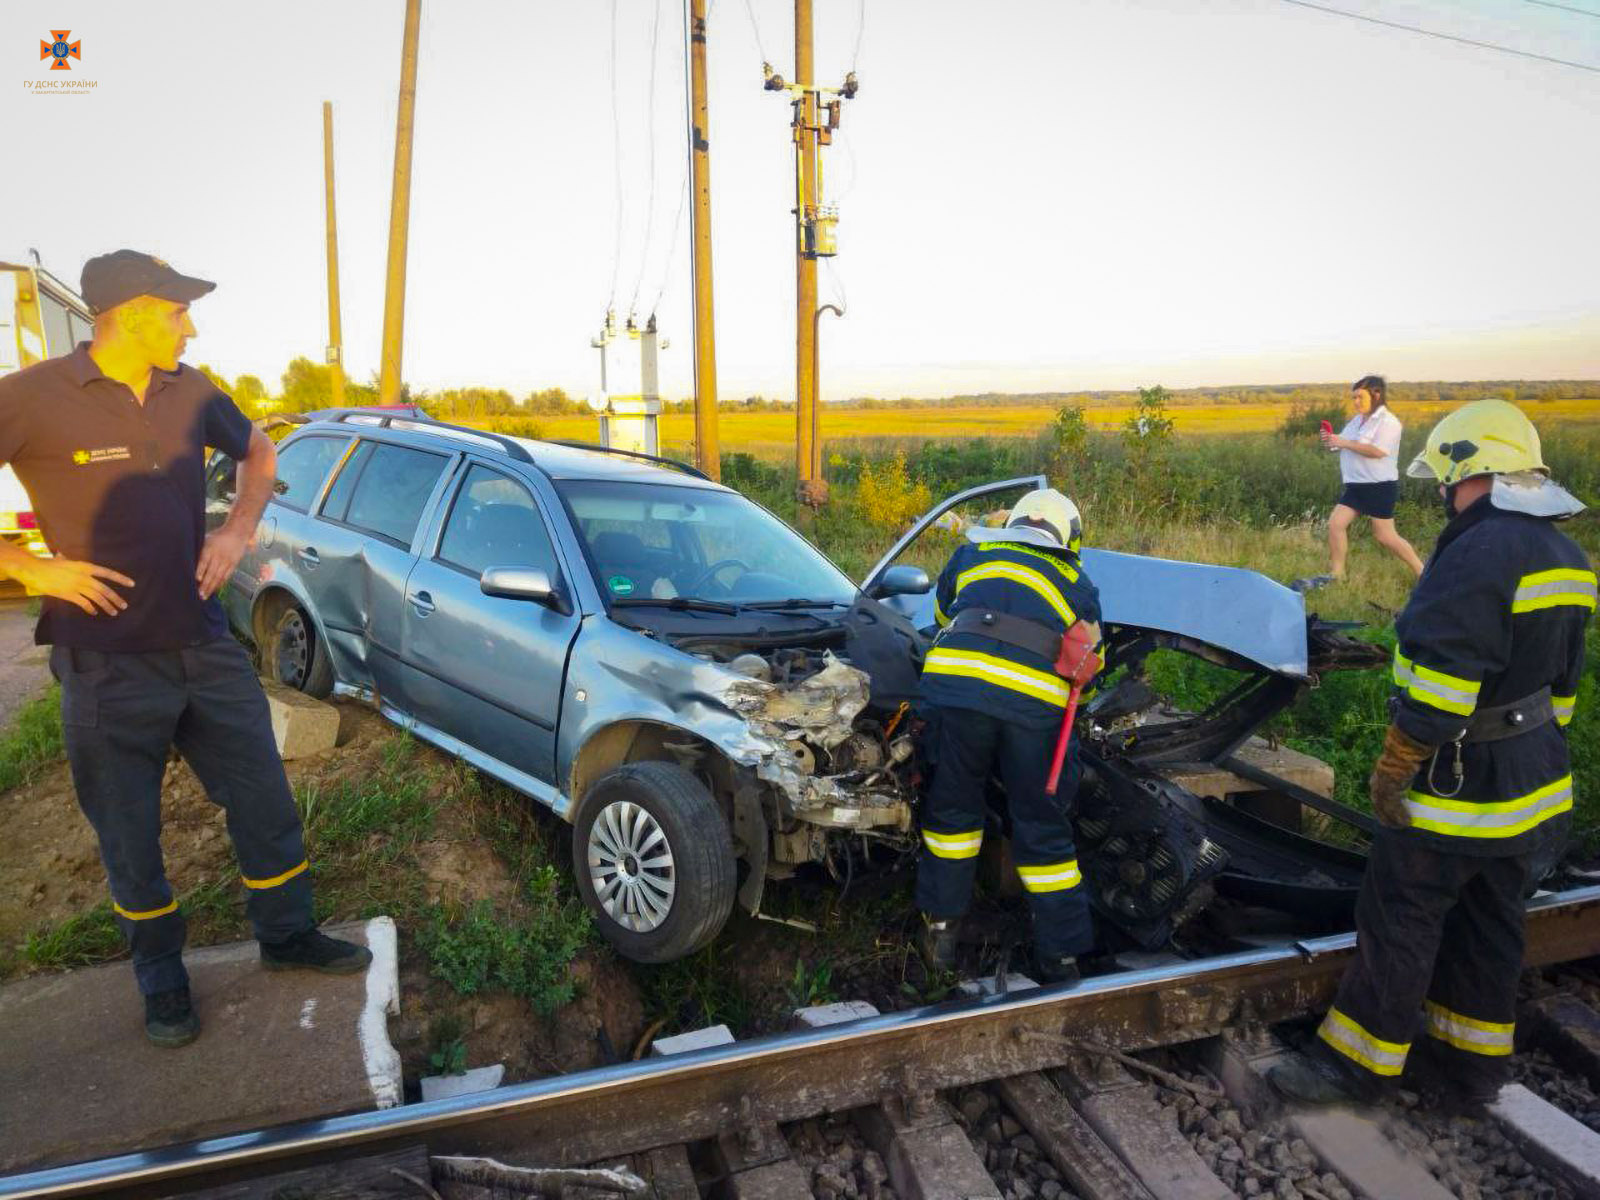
[[557, 479, 858, 608]]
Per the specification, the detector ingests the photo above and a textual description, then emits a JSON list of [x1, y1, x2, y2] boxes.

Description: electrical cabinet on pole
[[686, 0, 721, 481], [379, 0, 422, 406], [322, 101, 346, 409]]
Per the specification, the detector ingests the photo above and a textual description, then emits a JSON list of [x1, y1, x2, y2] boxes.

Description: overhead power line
[[607, 0, 625, 312], [1274, 0, 1600, 73], [1526, 0, 1600, 17], [629, 0, 666, 320]]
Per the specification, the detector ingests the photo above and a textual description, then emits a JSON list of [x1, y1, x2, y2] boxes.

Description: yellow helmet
[[1407, 399, 1547, 486], [1008, 488, 1083, 554]]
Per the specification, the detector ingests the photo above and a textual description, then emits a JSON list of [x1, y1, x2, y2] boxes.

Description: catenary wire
[[1525, 0, 1600, 17], [1273, 0, 1600, 72], [852, 0, 867, 72], [743, 0, 771, 71], [629, 0, 666, 320]]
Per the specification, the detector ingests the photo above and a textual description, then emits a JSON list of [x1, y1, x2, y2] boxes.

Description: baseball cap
[[80, 250, 215, 315]]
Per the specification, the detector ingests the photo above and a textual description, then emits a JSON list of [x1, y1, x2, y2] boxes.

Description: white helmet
[[968, 488, 1082, 553]]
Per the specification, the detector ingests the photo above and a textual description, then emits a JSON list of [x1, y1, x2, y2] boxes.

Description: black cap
[[80, 250, 215, 315]]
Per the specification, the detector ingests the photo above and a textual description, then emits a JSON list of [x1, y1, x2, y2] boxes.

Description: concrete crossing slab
[[0, 917, 400, 1174]]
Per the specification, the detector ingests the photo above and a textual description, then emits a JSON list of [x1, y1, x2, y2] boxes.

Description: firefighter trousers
[[1316, 829, 1530, 1093], [52, 637, 316, 996], [915, 706, 1094, 959]]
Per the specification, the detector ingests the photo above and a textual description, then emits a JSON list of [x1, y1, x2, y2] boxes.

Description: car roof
[[293, 414, 728, 493]]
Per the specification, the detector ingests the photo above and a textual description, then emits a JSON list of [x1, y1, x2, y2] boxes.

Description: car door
[[307, 438, 454, 699], [399, 460, 580, 786], [859, 475, 1049, 628]]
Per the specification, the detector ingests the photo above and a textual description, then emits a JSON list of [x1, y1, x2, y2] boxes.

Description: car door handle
[[409, 590, 435, 617], [296, 547, 320, 568]]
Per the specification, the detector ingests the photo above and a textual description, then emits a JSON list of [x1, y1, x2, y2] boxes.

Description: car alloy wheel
[[587, 799, 677, 932]]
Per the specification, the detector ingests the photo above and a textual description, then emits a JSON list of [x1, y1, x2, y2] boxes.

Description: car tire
[[269, 602, 334, 699], [572, 761, 736, 964]]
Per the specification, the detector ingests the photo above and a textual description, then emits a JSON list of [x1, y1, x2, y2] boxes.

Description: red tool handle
[[1045, 686, 1083, 795], [1045, 620, 1102, 796]]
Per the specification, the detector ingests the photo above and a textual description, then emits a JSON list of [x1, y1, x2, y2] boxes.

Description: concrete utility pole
[[792, 0, 821, 504], [378, 0, 422, 407], [686, 0, 721, 480], [322, 101, 346, 409]]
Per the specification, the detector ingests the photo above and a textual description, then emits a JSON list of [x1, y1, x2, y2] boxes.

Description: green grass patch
[[0, 685, 63, 793], [417, 881, 592, 1016], [23, 902, 122, 970]]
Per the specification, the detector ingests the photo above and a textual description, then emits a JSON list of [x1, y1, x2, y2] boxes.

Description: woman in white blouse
[[1319, 375, 1423, 580]]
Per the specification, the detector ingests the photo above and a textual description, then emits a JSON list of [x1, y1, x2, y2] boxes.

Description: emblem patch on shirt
[[71, 447, 132, 465]]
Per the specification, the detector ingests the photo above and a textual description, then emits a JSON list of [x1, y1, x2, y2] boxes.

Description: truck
[[0, 259, 95, 559]]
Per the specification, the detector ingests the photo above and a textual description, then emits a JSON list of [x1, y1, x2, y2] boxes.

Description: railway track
[[4, 885, 1600, 1200]]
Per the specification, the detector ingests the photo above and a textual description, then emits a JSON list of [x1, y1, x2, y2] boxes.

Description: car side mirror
[[869, 564, 932, 599], [481, 566, 565, 611]]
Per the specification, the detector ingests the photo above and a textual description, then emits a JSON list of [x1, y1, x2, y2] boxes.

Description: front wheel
[[572, 761, 736, 964]]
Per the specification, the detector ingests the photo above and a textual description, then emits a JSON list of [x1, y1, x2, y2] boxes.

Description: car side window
[[437, 464, 558, 579], [272, 436, 352, 512], [320, 439, 376, 522], [341, 443, 449, 547]]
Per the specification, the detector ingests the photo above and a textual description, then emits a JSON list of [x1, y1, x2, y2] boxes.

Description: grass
[[415, 884, 592, 1016], [0, 685, 63, 792]]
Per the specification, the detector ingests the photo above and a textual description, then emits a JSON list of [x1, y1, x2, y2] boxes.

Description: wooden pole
[[793, 0, 819, 501], [322, 101, 346, 409], [378, 0, 421, 406], [687, 0, 721, 480]]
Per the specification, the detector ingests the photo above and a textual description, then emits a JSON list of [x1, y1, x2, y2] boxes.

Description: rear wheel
[[572, 761, 736, 964], [268, 603, 333, 698]]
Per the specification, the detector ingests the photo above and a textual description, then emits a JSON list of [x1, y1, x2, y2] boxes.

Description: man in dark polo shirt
[[0, 250, 369, 1048]]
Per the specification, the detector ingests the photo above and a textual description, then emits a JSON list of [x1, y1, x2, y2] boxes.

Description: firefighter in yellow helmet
[[915, 488, 1102, 984], [1272, 400, 1594, 1109]]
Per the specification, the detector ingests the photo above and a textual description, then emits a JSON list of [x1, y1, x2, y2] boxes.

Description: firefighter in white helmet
[[915, 488, 1102, 983], [1272, 400, 1594, 1109]]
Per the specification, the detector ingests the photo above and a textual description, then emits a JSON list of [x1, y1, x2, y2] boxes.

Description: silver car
[[219, 411, 1386, 963]]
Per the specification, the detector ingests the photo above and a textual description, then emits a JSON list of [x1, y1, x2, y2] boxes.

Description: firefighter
[[916, 488, 1102, 984], [1271, 399, 1594, 1108]]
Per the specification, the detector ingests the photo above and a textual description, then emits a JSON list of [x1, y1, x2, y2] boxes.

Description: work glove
[[1368, 723, 1434, 830]]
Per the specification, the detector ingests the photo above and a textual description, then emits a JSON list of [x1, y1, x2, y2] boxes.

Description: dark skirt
[[1336, 480, 1399, 519]]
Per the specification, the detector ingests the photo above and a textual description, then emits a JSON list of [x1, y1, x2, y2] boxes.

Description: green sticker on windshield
[[608, 575, 635, 596]]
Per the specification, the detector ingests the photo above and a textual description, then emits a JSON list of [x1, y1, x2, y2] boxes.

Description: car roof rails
[[546, 439, 711, 481], [309, 407, 535, 464]]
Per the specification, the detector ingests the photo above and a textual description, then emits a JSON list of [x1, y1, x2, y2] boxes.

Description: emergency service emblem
[[40, 31, 81, 70]]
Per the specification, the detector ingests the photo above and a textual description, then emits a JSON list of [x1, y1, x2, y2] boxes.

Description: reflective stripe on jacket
[[920, 540, 1101, 726], [1392, 497, 1593, 855]]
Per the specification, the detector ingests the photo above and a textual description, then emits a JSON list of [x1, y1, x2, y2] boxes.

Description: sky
[[4, 0, 1598, 402]]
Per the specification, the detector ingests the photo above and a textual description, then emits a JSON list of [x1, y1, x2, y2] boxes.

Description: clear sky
[[5, 0, 1598, 401]]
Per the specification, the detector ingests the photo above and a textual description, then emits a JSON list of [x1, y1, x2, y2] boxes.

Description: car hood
[[884, 548, 1312, 678]]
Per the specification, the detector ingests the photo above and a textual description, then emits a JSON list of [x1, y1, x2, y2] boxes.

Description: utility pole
[[378, 0, 422, 406], [686, 0, 721, 480], [792, 0, 820, 505], [322, 101, 346, 409], [767, 4, 854, 505]]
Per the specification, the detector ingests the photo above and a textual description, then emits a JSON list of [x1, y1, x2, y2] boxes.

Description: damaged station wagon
[[223, 410, 1390, 963]]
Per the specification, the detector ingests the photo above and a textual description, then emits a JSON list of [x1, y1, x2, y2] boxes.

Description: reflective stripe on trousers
[[1425, 1000, 1514, 1057], [1318, 1008, 1410, 1076]]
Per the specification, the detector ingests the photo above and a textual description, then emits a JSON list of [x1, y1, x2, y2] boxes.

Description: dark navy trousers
[[916, 706, 1095, 958], [51, 636, 315, 995]]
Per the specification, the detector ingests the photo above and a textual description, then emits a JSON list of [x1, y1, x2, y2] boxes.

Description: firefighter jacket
[[920, 539, 1102, 727], [1391, 495, 1594, 856]]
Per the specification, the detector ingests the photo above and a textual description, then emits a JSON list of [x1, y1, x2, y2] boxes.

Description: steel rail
[[7, 885, 1599, 1199]]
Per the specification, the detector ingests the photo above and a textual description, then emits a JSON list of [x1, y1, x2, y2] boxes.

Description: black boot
[[1033, 952, 1081, 986], [918, 914, 960, 973], [1268, 1046, 1379, 1106], [260, 928, 373, 975], [144, 985, 200, 1048]]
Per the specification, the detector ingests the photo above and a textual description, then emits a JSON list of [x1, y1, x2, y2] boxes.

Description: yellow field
[[506, 397, 1599, 461]]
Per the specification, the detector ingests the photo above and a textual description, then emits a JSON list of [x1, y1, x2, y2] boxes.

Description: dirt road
[[0, 599, 49, 731]]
